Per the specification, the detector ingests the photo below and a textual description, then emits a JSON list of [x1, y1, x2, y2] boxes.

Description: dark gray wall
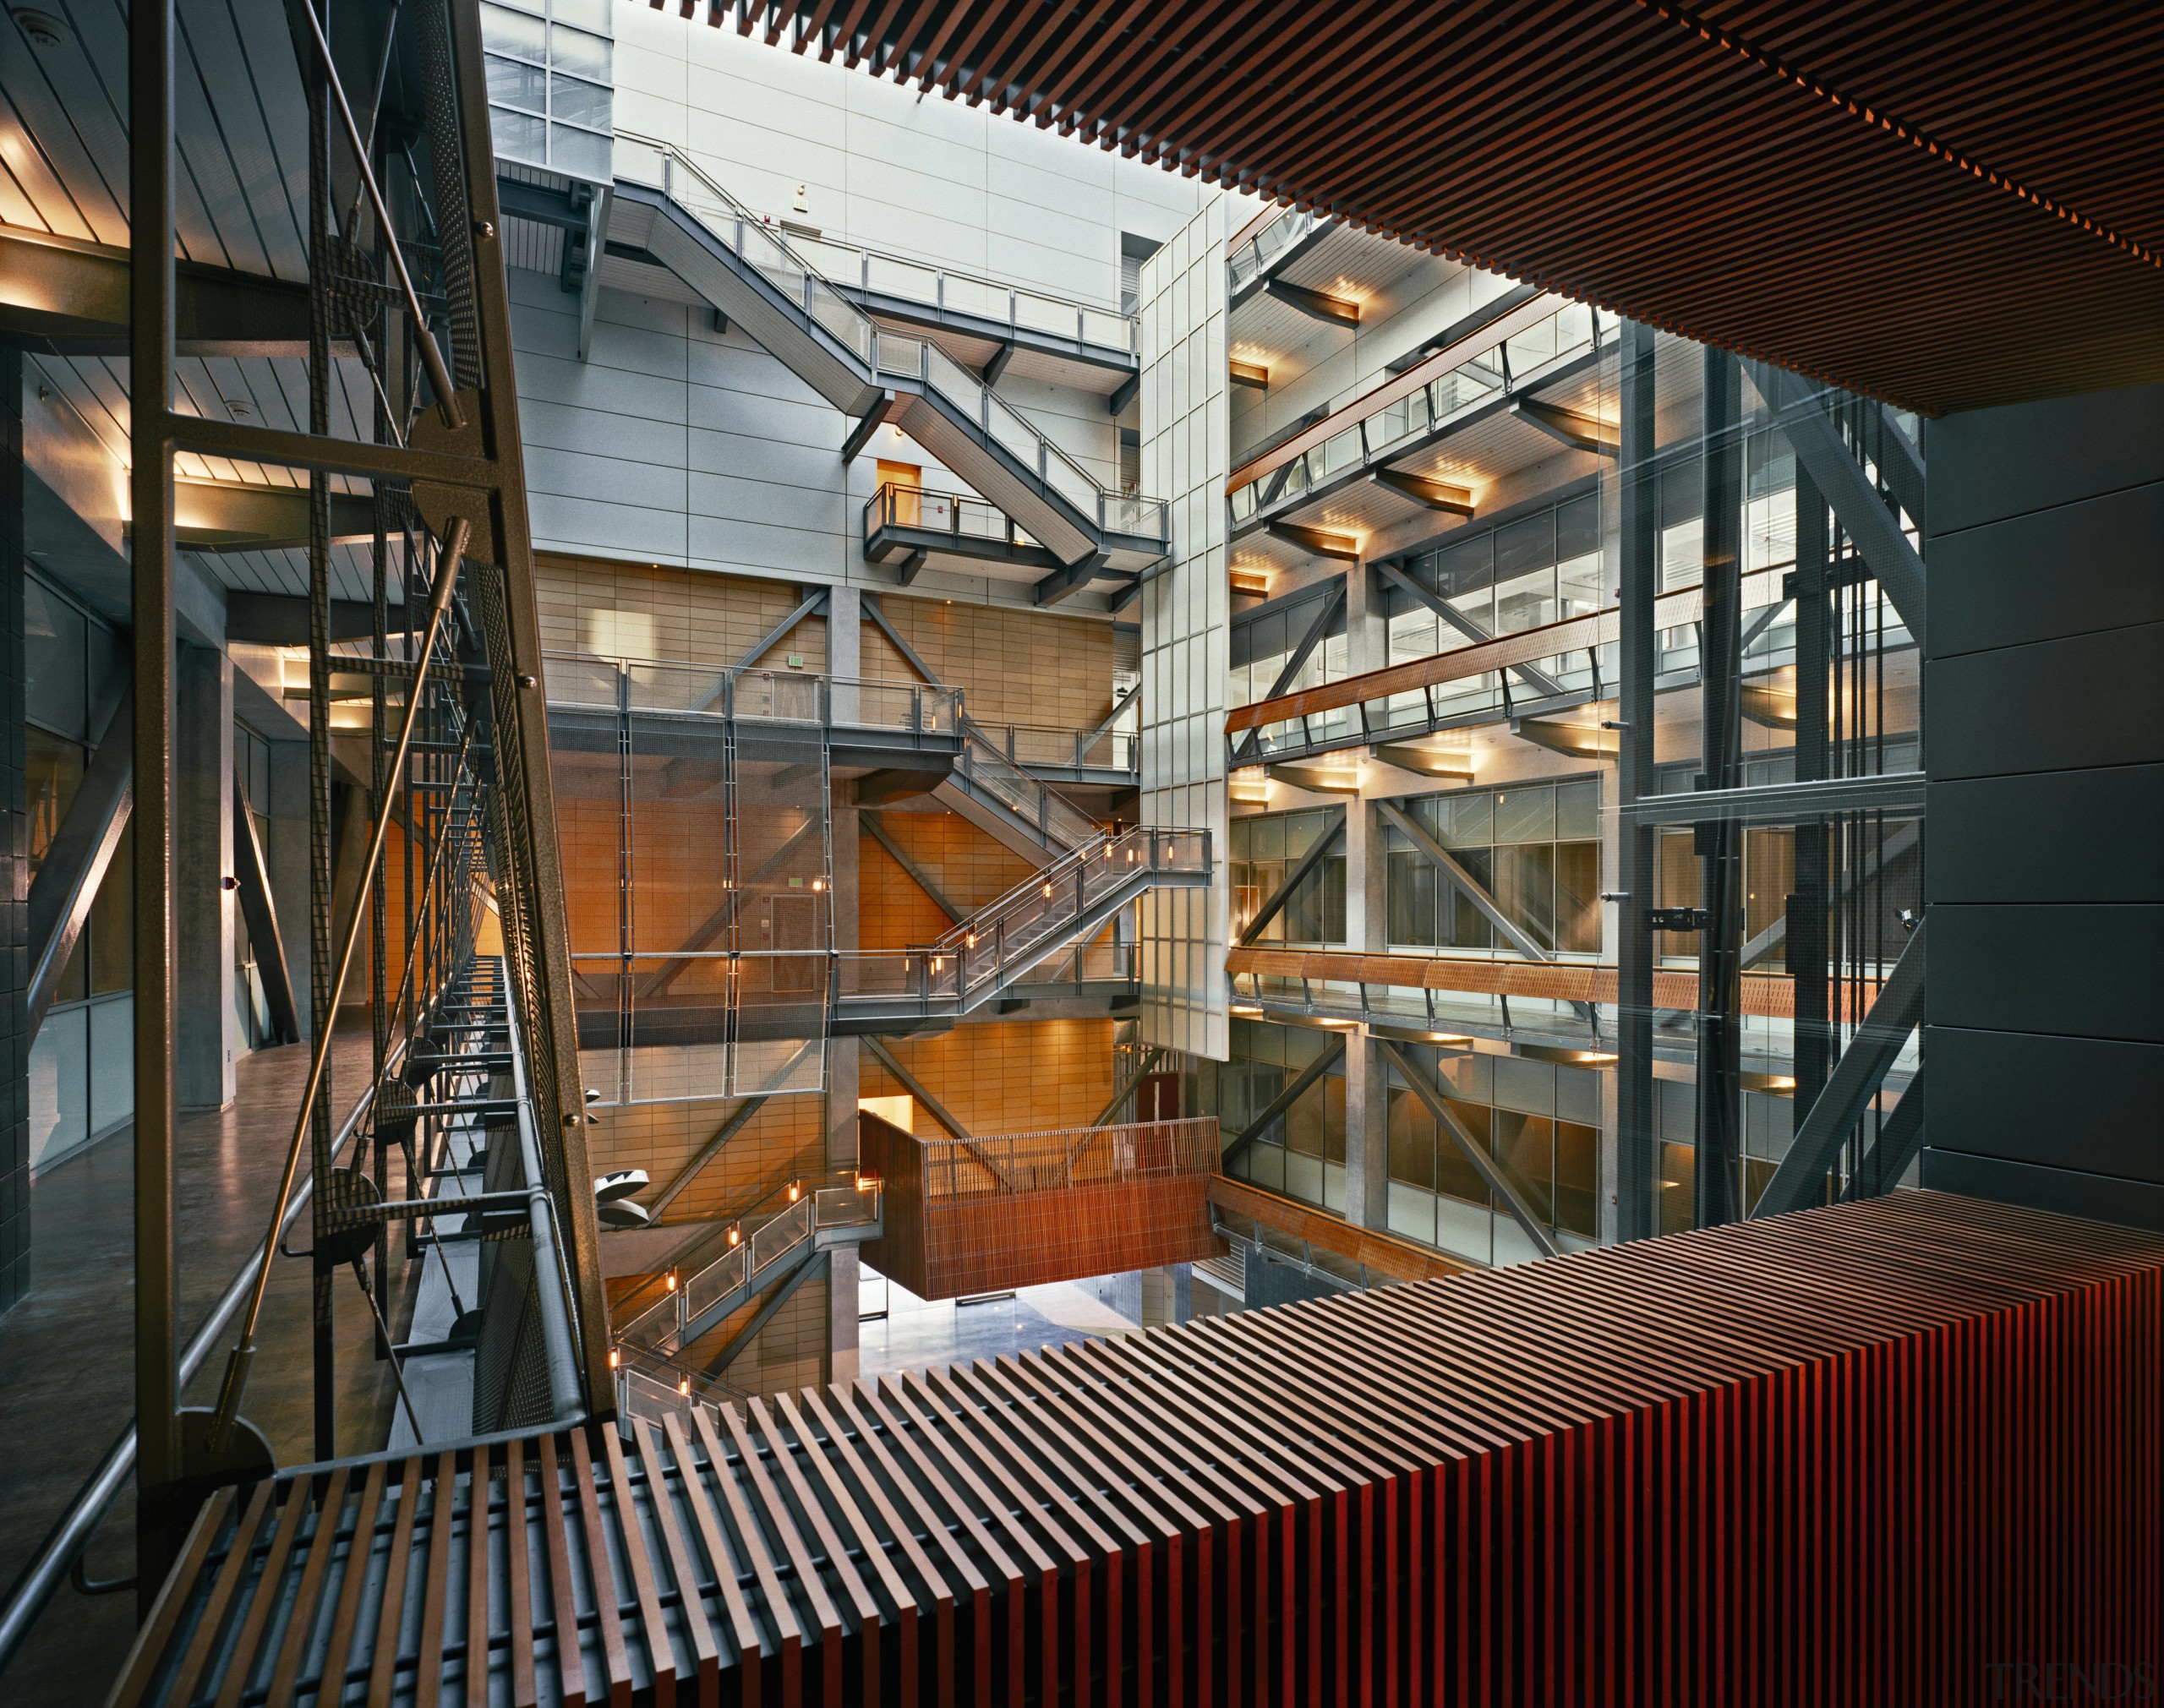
[[1921, 381, 2164, 1231]]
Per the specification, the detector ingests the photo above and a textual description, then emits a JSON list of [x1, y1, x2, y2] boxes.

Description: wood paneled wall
[[535, 554, 827, 672], [857, 810, 1038, 951], [864, 598, 1116, 728], [862, 1018, 1117, 1137], [590, 1093, 828, 1226]]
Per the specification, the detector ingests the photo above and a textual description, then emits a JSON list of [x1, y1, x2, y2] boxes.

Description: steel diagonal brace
[[1377, 1039, 1561, 1258], [1751, 919, 1926, 1218]]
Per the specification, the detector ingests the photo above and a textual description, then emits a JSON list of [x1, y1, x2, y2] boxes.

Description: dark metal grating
[[110, 1191, 2162, 1705], [679, 0, 2164, 416]]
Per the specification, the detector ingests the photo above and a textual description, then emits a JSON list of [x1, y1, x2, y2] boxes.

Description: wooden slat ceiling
[[689, 0, 2164, 416]]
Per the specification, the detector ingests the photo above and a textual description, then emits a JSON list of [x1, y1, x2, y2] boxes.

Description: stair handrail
[[955, 716, 1104, 851], [616, 130, 1167, 546]]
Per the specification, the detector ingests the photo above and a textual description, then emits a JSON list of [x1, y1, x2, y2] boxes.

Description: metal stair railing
[[615, 132, 1168, 551], [614, 1175, 881, 1360], [954, 718, 1106, 852], [877, 825, 1208, 1012]]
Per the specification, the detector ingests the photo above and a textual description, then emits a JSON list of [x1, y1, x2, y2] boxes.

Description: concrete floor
[[0, 1023, 402, 1708], [858, 1267, 1145, 1379]]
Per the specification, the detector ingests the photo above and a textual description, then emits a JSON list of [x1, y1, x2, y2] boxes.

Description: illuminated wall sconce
[[664, 1269, 679, 1291], [788, 1180, 801, 1203]]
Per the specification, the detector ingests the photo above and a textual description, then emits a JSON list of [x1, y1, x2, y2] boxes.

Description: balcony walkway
[[0, 1023, 394, 1708]]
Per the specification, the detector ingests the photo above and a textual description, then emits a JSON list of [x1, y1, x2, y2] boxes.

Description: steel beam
[[129, 0, 183, 1600], [0, 222, 320, 356], [862, 1034, 972, 1141], [1376, 1039, 1560, 1258], [1620, 771, 1926, 827], [1369, 467, 1475, 515], [232, 772, 299, 1045], [727, 588, 829, 675], [1842, 1067, 1925, 1202], [1373, 558, 1566, 699], [1510, 396, 1619, 455], [861, 810, 963, 922], [25, 686, 134, 1034], [1034, 550, 1108, 607], [1237, 805, 1345, 945], [1221, 1034, 1345, 1167], [1751, 920, 1926, 1218], [1089, 1045, 1167, 1127], [701, 1250, 830, 1380], [1748, 361, 1926, 641], [1375, 799, 1554, 963], [841, 390, 899, 463], [1264, 278, 1358, 327], [650, 1097, 771, 1216]]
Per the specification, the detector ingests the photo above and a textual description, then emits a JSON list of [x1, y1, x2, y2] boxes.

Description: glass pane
[[1555, 1121, 1598, 1236], [1556, 778, 1599, 841], [1492, 785, 1555, 845], [487, 52, 546, 109], [1555, 841, 1602, 953], [550, 72, 610, 128], [25, 580, 86, 739], [1386, 1085, 1434, 1189], [481, 3, 547, 59], [550, 0, 613, 31], [90, 819, 133, 995], [550, 21, 611, 78], [1495, 843, 1556, 951], [1491, 1110, 1555, 1222], [25, 727, 85, 876], [1434, 1102, 1490, 1208], [550, 123, 612, 179], [489, 106, 546, 164], [1438, 792, 1490, 849]]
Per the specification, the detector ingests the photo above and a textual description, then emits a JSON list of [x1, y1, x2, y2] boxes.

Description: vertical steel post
[[304, 0, 337, 1460], [1694, 348, 1746, 1226], [128, 0, 181, 1604], [1613, 320, 1660, 1241], [1790, 471, 1832, 1116]]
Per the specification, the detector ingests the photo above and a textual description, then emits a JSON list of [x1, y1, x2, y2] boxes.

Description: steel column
[[1694, 348, 1745, 1228], [1790, 470, 1833, 1114], [1613, 319, 1659, 1241]]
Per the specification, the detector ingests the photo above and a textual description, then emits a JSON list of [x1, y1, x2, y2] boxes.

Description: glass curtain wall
[[1219, 1017, 1346, 1212], [23, 573, 132, 1169]]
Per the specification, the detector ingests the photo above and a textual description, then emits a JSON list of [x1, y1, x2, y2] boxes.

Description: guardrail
[[1227, 297, 1602, 527], [615, 1174, 882, 1360], [1227, 205, 1324, 297], [544, 652, 963, 734]]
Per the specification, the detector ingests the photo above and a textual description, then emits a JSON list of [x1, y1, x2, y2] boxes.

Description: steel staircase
[[836, 824, 1210, 1024], [608, 135, 1170, 577]]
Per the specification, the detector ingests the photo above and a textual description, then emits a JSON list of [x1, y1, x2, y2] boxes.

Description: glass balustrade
[[1227, 297, 1601, 528], [543, 652, 961, 734]]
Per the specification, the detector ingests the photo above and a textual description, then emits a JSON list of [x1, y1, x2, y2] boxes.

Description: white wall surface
[[612, 8, 1213, 308]]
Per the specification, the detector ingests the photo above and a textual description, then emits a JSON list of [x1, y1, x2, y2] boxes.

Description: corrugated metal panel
[[111, 1191, 2164, 1705], [697, 0, 2164, 414]]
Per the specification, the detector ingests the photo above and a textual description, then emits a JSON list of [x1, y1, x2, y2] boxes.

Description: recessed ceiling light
[[11, 8, 71, 49]]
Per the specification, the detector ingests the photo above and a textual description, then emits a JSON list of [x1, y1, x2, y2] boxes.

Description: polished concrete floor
[[858, 1267, 1144, 1378], [0, 1023, 402, 1708]]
